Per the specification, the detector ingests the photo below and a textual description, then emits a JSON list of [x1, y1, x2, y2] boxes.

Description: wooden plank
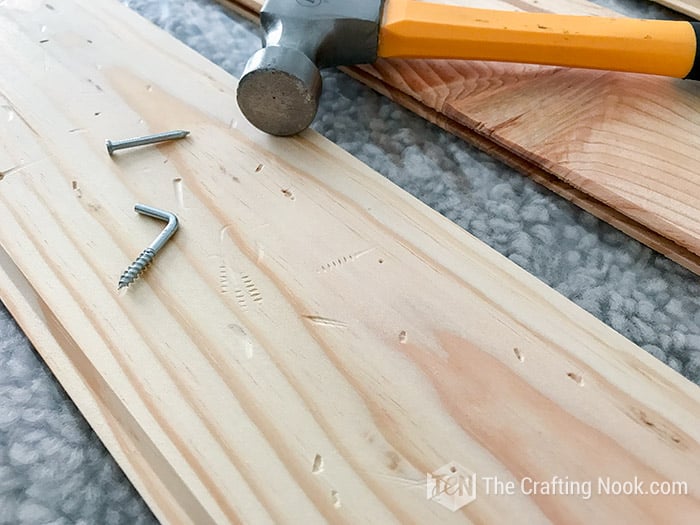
[[0, 248, 194, 524], [653, 0, 700, 20], [1, 1, 699, 523], [344, 65, 700, 276], [220, 0, 700, 276]]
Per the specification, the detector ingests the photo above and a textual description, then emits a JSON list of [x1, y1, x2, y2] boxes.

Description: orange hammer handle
[[378, 0, 700, 79]]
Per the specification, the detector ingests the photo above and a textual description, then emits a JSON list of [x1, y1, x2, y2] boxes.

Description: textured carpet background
[[1, 0, 699, 522]]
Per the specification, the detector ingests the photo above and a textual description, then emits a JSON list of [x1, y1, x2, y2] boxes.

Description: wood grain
[[653, 0, 700, 19], [0, 248, 197, 524], [1, 1, 699, 523], [221, 0, 700, 275]]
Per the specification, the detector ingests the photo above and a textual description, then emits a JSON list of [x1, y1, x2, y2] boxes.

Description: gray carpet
[[1, 0, 699, 522]]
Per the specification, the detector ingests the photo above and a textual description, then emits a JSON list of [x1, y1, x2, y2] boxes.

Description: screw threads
[[118, 248, 156, 289], [118, 204, 178, 291]]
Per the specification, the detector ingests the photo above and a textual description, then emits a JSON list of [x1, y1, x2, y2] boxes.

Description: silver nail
[[106, 130, 189, 155]]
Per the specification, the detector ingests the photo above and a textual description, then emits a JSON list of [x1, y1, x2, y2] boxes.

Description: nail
[[118, 204, 179, 290], [106, 130, 190, 155]]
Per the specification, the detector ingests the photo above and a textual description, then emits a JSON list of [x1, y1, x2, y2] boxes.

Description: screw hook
[[118, 204, 179, 290]]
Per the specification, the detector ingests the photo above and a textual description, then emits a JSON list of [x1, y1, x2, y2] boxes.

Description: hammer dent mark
[[241, 273, 263, 303], [386, 450, 401, 470], [71, 180, 82, 198], [281, 188, 295, 200], [86, 78, 103, 92], [255, 164, 263, 173], [219, 224, 233, 246], [173, 177, 185, 208], [303, 316, 348, 330], [626, 407, 685, 448], [312, 454, 324, 474], [513, 347, 525, 362], [567, 372, 584, 386], [219, 163, 240, 183], [218, 264, 229, 295], [398, 331, 408, 344], [234, 286, 248, 311], [331, 490, 341, 509], [0, 166, 17, 180], [231, 271, 248, 311], [219, 225, 248, 308], [317, 248, 374, 273]]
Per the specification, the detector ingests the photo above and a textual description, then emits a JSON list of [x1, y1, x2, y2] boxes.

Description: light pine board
[[653, 0, 700, 19], [223, 0, 700, 276], [1, 1, 699, 523]]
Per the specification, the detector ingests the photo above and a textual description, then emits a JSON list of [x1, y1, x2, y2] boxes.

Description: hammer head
[[237, 0, 384, 136]]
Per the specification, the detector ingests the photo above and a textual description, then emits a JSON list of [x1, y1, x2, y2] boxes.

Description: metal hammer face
[[239, 0, 700, 135], [237, 0, 383, 136]]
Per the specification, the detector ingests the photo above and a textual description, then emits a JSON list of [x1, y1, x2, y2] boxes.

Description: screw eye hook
[[118, 204, 179, 290]]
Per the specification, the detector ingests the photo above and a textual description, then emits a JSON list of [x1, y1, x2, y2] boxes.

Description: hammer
[[237, 0, 700, 136]]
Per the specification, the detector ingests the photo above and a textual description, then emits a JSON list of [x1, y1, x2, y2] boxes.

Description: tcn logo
[[426, 462, 477, 512]]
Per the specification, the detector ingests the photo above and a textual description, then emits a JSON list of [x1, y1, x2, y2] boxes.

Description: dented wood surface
[[1, 1, 699, 523], [222, 0, 700, 276]]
